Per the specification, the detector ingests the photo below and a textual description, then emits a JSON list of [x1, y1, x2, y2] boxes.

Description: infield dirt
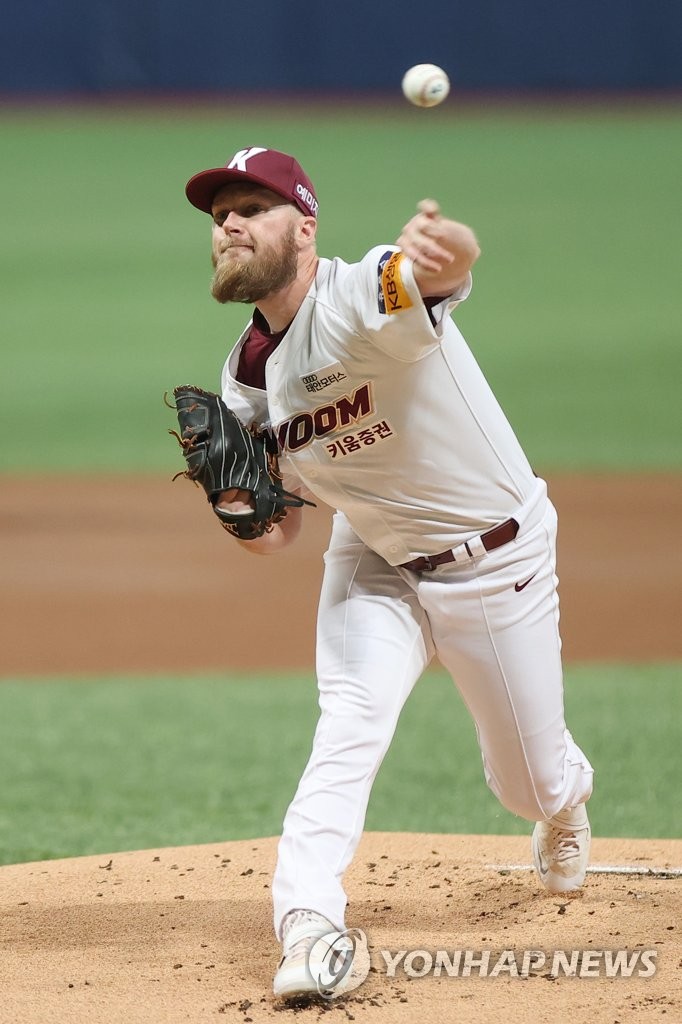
[[1, 833, 680, 1024], [1, 473, 681, 675]]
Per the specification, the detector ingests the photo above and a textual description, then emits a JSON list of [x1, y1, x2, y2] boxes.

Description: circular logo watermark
[[307, 928, 371, 998]]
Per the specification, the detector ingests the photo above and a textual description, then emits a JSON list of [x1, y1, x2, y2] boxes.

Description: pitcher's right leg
[[272, 513, 432, 939]]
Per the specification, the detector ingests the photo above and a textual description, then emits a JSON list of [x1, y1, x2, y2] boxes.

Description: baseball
[[401, 63, 450, 107]]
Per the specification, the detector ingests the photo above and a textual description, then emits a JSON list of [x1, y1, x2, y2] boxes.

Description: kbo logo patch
[[377, 250, 413, 316]]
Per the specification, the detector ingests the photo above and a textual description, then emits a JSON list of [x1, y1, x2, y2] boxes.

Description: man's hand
[[169, 385, 314, 540], [396, 199, 480, 296], [215, 489, 302, 553], [215, 488, 253, 515]]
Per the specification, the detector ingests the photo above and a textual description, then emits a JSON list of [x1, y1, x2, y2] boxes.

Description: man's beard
[[211, 226, 299, 305]]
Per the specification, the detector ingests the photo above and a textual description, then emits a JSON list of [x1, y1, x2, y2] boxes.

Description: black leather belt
[[399, 518, 519, 572]]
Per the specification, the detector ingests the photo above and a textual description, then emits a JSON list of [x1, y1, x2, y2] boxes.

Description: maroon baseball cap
[[185, 146, 319, 218]]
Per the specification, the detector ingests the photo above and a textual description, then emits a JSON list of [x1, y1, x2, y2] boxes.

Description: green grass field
[[0, 665, 678, 866], [3, 102, 681, 471], [2, 103, 679, 866]]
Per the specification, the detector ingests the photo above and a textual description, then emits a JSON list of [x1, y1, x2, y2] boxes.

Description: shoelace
[[284, 909, 314, 934], [287, 934, 318, 959], [551, 827, 581, 861], [282, 910, 327, 957]]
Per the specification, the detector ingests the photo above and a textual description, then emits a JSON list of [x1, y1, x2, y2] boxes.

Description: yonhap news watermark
[[380, 947, 658, 979], [306, 929, 658, 997]]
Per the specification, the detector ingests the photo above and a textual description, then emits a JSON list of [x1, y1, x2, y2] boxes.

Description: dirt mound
[[1, 832, 680, 1024]]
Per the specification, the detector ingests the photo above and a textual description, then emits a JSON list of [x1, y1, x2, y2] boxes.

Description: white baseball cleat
[[273, 909, 343, 1001], [532, 804, 591, 893]]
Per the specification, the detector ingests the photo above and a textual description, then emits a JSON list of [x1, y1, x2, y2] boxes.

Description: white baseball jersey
[[221, 245, 543, 565], [215, 241, 594, 939]]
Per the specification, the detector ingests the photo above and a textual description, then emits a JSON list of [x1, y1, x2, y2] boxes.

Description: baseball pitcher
[[173, 146, 594, 1002]]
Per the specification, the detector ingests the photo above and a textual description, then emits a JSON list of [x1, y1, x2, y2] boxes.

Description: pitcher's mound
[[1, 832, 680, 1024]]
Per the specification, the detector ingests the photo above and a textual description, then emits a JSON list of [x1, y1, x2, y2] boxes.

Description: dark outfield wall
[[4, 0, 680, 93]]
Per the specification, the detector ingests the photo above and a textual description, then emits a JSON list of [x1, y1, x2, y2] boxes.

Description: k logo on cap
[[185, 147, 319, 217], [226, 147, 268, 172]]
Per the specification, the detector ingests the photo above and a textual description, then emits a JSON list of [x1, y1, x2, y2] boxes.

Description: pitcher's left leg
[[420, 501, 593, 827]]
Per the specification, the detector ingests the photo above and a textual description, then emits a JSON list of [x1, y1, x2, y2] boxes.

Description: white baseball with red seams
[[220, 246, 594, 937], [401, 63, 450, 107]]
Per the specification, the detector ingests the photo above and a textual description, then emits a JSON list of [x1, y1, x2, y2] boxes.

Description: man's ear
[[297, 216, 317, 246]]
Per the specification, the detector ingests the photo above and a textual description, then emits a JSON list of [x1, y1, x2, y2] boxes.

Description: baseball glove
[[167, 385, 314, 540]]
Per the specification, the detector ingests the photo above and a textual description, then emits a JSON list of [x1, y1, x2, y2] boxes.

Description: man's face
[[210, 183, 300, 304]]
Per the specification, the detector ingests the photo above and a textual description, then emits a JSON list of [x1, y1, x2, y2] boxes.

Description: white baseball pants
[[272, 493, 594, 936]]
